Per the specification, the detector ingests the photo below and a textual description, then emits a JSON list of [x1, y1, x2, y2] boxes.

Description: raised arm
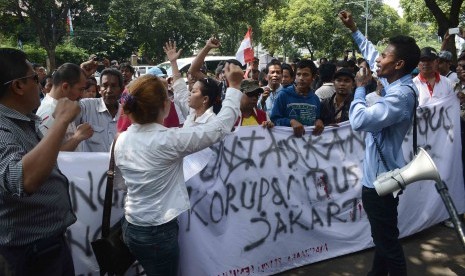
[[163, 41, 183, 82], [339, 10, 386, 87], [188, 37, 221, 81]]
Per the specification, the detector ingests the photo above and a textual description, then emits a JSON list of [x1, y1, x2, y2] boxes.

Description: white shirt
[[36, 94, 80, 150], [445, 71, 459, 85], [413, 73, 455, 107], [183, 106, 216, 127], [75, 97, 121, 152], [114, 87, 242, 226], [315, 83, 336, 101], [173, 78, 190, 119]]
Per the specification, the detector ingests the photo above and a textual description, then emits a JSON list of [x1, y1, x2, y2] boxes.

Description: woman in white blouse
[[164, 41, 221, 127], [183, 77, 221, 127], [114, 63, 243, 276]]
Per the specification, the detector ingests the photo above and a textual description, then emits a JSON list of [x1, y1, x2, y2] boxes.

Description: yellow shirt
[[241, 115, 259, 126]]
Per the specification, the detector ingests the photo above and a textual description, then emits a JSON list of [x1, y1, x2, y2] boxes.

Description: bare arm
[[441, 30, 451, 51], [188, 37, 221, 81], [22, 99, 81, 194]]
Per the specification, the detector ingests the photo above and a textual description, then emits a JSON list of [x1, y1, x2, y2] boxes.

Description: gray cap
[[438, 51, 452, 61]]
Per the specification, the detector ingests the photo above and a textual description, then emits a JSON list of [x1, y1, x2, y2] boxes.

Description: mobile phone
[[449, 27, 460, 35]]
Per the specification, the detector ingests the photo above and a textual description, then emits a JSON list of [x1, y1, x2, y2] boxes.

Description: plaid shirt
[[0, 104, 76, 246]]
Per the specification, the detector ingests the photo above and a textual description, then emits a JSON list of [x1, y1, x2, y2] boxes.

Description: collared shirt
[[257, 84, 283, 116], [351, 30, 418, 188], [0, 104, 76, 246], [320, 93, 353, 125], [36, 94, 80, 151], [114, 87, 242, 227], [76, 97, 121, 152], [183, 106, 216, 127], [445, 71, 459, 85], [413, 73, 455, 107]]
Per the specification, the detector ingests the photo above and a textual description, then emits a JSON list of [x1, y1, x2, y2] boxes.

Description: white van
[[133, 65, 155, 77], [157, 56, 239, 77]]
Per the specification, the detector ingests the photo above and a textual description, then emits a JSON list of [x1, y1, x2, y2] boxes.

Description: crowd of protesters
[[1, 8, 465, 276]]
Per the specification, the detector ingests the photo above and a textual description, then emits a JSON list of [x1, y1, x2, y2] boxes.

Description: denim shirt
[[350, 30, 418, 188]]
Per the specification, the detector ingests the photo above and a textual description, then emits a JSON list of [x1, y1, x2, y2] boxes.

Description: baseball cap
[[147, 66, 167, 78], [420, 47, 438, 60], [240, 79, 264, 96], [334, 68, 355, 81], [438, 50, 452, 61]]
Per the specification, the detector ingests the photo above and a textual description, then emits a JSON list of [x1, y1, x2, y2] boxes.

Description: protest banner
[[61, 95, 464, 275]]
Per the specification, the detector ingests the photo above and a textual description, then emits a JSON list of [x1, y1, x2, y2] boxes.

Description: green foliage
[[260, 0, 404, 60], [105, 0, 216, 63], [0, 34, 16, 47], [22, 44, 47, 65], [55, 41, 88, 66]]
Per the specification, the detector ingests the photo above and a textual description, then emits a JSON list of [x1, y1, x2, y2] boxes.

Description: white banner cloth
[[60, 95, 463, 275]]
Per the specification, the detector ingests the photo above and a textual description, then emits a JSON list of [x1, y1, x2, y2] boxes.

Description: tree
[[203, 0, 286, 55], [400, 0, 465, 58], [106, 0, 216, 63], [260, 0, 404, 60], [0, 0, 87, 71]]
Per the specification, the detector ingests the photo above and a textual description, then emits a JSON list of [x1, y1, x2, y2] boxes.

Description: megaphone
[[374, 147, 441, 197]]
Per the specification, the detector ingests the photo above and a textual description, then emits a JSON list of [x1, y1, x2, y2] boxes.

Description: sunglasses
[[2, 73, 39, 86]]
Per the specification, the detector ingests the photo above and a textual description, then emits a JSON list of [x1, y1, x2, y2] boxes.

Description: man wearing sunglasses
[[0, 48, 81, 275]]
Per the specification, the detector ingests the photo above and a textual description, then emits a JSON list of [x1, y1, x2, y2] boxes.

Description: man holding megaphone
[[339, 11, 421, 276]]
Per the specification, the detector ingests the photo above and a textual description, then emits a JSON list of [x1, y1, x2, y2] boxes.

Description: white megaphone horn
[[374, 147, 441, 197]]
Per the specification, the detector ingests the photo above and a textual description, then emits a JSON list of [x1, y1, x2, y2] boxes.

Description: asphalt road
[[276, 223, 465, 276]]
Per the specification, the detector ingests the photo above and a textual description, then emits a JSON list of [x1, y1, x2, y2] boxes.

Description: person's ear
[[203, 96, 209, 105], [61, 82, 69, 93], [395, 60, 405, 70], [11, 80, 26, 96]]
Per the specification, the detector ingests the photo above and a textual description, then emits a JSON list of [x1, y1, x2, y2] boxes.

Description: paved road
[[277, 224, 465, 276]]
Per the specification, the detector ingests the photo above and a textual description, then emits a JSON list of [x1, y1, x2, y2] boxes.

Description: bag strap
[[371, 84, 418, 171], [101, 137, 118, 238], [403, 84, 418, 154]]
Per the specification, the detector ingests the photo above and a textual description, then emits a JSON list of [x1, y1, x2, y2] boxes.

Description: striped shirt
[[0, 104, 76, 246]]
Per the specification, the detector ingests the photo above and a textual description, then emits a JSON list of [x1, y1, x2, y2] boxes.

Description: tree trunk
[[424, 0, 464, 61], [45, 47, 57, 72]]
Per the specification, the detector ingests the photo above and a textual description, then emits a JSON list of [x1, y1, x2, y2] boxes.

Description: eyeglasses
[[2, 73, 39, 86]]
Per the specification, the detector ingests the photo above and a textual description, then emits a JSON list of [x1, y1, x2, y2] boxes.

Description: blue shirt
[[350, 30, 418, 188], [270, 85, 321, 127], [257, 85, 282, 116]]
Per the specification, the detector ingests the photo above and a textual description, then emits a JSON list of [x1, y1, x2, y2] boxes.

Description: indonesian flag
[[235, 27, 254, 66], [67, 9, 74, 36]]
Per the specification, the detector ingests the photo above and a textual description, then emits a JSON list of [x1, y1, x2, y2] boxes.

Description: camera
[[449, 27, 460, 35]]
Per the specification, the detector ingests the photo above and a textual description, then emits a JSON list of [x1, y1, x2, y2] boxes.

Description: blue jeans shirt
[[349, 30, 418, 188]]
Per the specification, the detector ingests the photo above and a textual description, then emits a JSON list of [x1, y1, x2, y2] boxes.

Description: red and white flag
[[235, 27, 255, 66]]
